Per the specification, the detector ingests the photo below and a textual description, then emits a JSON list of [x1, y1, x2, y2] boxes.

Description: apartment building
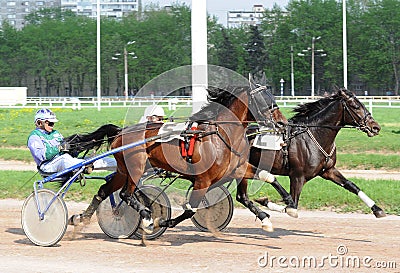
[[61, 0, 139, 20], [0, 0, 60, 29], [227, 4, 265, 28], [0, 0, 139, 30]]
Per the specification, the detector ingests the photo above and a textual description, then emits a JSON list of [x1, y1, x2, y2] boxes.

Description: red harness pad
[[180, 127, 197, 157]]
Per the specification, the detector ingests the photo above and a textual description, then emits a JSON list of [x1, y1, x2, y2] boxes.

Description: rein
[[214, 125, 243, 157]]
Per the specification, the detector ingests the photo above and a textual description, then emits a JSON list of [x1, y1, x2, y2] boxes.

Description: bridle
[[248, 85, 280, 126], [341, 95, 372, 133]]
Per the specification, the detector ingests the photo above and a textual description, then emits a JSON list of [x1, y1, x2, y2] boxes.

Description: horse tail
[[93, 123, 122, 145], [63, 124, 122, 157]]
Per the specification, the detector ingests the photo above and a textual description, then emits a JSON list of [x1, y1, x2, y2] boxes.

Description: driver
[[139, 105, 165, 123], [27, 108, 115, 174]]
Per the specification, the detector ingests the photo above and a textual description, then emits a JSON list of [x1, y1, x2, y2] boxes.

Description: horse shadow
[[8, 222, 371, 248], [160, 223, 371, 247], [153, 225, 324, 249]]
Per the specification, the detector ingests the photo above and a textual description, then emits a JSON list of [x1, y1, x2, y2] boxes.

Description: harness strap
[[215, 131, 242, 157]]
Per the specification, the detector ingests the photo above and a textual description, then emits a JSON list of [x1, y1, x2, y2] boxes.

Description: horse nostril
[[373, 125, 381, 133]]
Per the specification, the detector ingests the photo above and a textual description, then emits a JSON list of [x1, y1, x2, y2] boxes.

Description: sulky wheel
[[132, 185, 171, 240], [21, 189, 68, 246], [191, 185, 234, 232], [96, 189, 140, 239]]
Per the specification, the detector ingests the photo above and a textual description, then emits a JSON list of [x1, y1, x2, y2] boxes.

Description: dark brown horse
[[69, 85, 287, 233], [237, 88, 385, 219]]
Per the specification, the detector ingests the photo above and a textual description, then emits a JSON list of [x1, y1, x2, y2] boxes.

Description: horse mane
[[289, 89, 349, 123], [190, 86, 248, 121]]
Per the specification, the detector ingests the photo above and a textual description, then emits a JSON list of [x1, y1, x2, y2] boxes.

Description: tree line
[[0, 0, 398, 97]]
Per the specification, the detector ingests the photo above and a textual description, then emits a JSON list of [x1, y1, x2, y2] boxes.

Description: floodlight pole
[[343, 0, 348, 89], [96, 0, 101, 111], [124, 47, 128, 100], [290, 46, 295, 96], [191, 0, 208, 114]]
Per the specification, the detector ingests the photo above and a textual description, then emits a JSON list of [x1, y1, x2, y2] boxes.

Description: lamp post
[[113, 41, 137, 100], [311, 37, 318, 97], [298, 36, 326, 97]]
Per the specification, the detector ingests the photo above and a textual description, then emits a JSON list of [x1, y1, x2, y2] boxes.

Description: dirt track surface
[[1, 199, 399, 273]]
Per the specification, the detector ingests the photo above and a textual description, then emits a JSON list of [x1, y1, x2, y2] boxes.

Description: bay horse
[[68, 85, 287, 233], [237, 88, 385, 218]]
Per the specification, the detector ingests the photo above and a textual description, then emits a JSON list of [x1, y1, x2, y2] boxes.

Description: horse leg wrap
[[68, 195, 102, 225], [270, 180, 293, 205], [247, 200, 269, 221], [358, 191, 375, 208], [126, 195, 151, 218], [283, 195, 296, 208], [266, 202, 286, 213], [247, 198, 274, 232], [125, 194, 154, 233], [259, 170, 275, 183], [81, 195, 103, 224], [343, 180, 360, 195], [160, 210, 195, 228]]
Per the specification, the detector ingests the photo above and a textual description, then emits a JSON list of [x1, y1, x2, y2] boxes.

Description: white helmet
[[145, 105, 165, 117], [34, 108, 59, 123]]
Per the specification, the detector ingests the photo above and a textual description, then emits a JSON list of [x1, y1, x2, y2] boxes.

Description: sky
[[147, 0, 290, 25]]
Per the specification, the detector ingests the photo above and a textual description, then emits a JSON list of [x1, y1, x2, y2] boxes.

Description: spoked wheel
[[21, 189, 68, 246], [96, 189, 140, 239], [132, 185, 171, 240], [191, 185, 234, 232]]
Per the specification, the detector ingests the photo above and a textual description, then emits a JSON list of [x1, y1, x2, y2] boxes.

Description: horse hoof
[[141, 218, 154, 234], [68, 214, 86, 226], [68, 214, 82, 226], [285, 207, 298, 218], [373, 210, 386, 218], [261, 218, 274, 232]]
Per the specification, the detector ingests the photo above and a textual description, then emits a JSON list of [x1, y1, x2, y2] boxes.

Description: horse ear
[[339, 88, 352, 99], [248, 73, 257, 89], [257, 72, 267, 86]]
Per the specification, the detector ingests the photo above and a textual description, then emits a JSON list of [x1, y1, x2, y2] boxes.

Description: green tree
[[267, 0, 343, 95], [1, 1, 399, 96], [244, 25, 268, 81], [355, 0, 400, 95], [213, 28, 239, 71]]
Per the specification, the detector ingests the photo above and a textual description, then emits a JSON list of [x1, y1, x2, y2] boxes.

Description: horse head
[[338, 88, 381, 137], [248, 85, 288, 129], [193, 86, 287, 128]]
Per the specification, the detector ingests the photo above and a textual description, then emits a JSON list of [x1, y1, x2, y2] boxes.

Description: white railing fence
[[1, 96, 399, 113]]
